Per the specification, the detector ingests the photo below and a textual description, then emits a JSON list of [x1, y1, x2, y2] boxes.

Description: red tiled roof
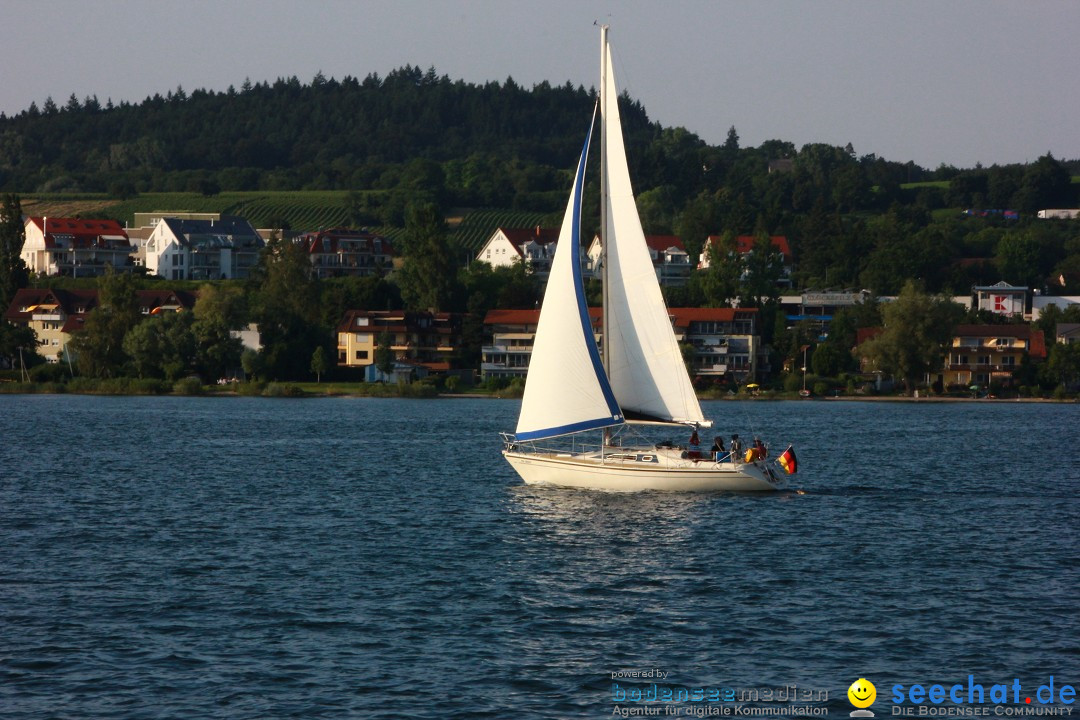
[[296, 227, 395, 256], [644, 235, 686, 253], [856, 327, 883, 345], [705, 235, 792, 261], [3, 287, 98, 322], [484, 309, 539, 325], [667, 307, 756, 328], [498, 227, 560, 252], [27, 217, 129, 249]]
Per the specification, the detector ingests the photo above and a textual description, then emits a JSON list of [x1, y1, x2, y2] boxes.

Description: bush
[[173, 377, 204, 395], [813, 381, 829, 397], [262, 382, 306, 397], [236, 381, 266, 396], [130, 378, 169, 395], [29, 363, 70, 383], [497, 377, 525, 398]]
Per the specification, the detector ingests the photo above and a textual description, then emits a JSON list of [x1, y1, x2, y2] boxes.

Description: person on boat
[[752, 437, 767, 460], [687, 430, 702, 460], [710, 436, 727, 461], [730, 434, 742, 459]]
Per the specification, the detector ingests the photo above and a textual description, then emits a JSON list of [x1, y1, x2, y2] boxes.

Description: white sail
[[601, 42, 708, 426], [515, 113, 623, 442]]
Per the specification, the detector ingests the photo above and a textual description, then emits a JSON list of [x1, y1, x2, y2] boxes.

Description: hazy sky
[[4, 0, 1078, 169]]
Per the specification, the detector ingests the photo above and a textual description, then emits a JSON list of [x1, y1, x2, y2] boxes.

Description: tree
[[122, 311, 196, 380], [192, 284, 246, 380], [995, 230, 1044, 288], [374, 331, 394, 378], [397, 202, 456, 311], [0, 194, 30, 310], [252, 234, 325, 380], [0, 320, 37, 370], [69, 271, 142, 378], [310, 345, 327, 383], [1045, 342, 1080, 390], [739, 232, 783, 309], [697, 231, 742, 307], [856, 281, 965, 393]]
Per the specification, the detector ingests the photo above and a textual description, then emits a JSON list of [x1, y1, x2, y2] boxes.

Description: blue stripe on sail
[[570, 106, 623, 423], [515, 414, 623, 442]]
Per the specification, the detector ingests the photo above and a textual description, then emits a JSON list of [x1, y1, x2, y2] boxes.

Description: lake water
[[1, 395, 1077, 719]]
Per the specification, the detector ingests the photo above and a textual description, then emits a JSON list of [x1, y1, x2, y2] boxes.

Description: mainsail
[[514, 109, 623, 442], [600, 41, 708, 426]]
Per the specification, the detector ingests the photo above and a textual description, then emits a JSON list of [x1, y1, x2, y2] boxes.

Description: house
[[585, 235, 694, 286], [973, 281, 1028, 319], [475, 226, 565, 277], [21, 217, 134, 277], [294, 227, 394, 278], [481, 308, 602, 380], [779, 290, 873, 338], [942, 325, 1046, 389], [699, 235, 794, 287], [145, 215, 263, 280], [668, 307, 761, 384], [480, 306, 761, 383], [3, 287, 196, 363], [336, 310, 461, 374]]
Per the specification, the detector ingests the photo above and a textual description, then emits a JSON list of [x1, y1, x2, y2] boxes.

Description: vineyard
[[449, 209, 552, 253]]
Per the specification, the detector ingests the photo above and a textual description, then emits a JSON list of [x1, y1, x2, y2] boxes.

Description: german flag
[[777, 445, 798, 475]]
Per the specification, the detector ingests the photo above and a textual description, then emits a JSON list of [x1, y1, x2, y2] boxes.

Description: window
[[1001, 356, 1016, 366], [977, 355, 991, 366], [355, 350, 368, 360]]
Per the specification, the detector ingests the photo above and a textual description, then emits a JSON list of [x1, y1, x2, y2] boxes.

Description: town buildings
[[476, 227, 562, 277], [699, 235, 794, 288], [585, 234, 694, 286], [476, 227, 693, 286], [335, 309, 461, 380], [4, 287, 196, 363], [481, 307, 761, 384], [21, 217, 134, 277], [144, 216, 263, 280], [295, 227, 394, 278], [942, 325, 1046, 389]]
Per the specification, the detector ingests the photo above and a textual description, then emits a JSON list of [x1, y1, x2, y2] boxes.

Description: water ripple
[[1, 396, 1077, 718]]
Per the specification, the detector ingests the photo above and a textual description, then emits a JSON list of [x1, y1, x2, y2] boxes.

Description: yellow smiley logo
[[848, 678, 876, 708]]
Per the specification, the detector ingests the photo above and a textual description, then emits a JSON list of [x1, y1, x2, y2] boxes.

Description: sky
[[3, 0, 1078, 170]]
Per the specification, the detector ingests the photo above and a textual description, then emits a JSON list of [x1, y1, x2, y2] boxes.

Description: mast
[[599, 24, 609, 375], [600, 25, 611, 448]]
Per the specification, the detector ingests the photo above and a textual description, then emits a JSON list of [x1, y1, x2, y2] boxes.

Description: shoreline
[[1, 384, 1076, 403]]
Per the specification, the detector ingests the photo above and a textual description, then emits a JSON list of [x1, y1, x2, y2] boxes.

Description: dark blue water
[[1, 395, 1077, 719]]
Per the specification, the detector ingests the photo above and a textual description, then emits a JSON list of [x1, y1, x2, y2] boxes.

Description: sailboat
[[501, 26, 787, 492]]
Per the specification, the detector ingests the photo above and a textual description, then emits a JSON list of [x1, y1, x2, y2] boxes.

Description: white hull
[[503, 449, 781, 492]]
